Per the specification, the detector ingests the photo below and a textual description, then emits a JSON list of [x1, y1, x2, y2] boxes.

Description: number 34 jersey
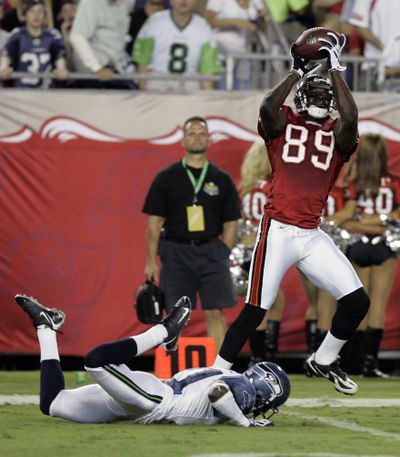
[[133, 11, 221, 76], [259, 106, 355, 229]]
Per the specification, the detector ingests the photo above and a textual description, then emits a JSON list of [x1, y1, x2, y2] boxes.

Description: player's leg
[[215, 218, 299, 369], [362, 258, 397, 377], [14, 294, 66, 415], [297, 231, 369, 394], [14, 294, 122, 423]]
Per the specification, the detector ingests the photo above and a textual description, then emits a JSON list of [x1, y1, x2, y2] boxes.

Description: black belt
[[164, 236, 215, 246]]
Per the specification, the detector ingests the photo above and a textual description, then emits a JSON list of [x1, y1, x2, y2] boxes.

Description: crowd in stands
[[0, 0, 399, 90]]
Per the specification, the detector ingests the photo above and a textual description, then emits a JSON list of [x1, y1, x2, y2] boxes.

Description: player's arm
[[208, 380, 271, 427], [259, 44, 310, 140], [0, 31, 19, 78], [318, 32, 358, 160], [0, 55, 14, 79], [259, 73, 297, 140], [145, 215, 165, 282], [330, 70, 358, 160]]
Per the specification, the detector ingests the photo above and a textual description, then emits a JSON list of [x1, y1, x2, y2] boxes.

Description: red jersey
[[324, 185, 345, 216], [347, 174, 400, 216], [242, 179, 270, 224], [259, 106, 347, 228]]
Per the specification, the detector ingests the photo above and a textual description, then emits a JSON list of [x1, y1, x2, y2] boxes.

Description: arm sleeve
[[198, 25, 223, 75], [132, 18, 154, 65], [70, 0, 102, 72]]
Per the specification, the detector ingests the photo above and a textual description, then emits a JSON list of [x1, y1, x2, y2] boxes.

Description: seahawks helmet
[[244, 361, 291, 417], [294, 74, 336, 119]]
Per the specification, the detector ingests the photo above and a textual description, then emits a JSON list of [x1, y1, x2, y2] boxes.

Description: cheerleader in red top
[[343, 134, 400, 377], [240, 139, 285, 364]]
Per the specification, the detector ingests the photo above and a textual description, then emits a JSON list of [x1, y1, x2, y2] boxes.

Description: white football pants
[[50, 364, 168, 423], [246, 218, 362, 309]]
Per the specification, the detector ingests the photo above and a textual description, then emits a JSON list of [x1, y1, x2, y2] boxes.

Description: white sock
[[315, 331, 347, 365], [37, 326, 60, 362], [213, 355, 233, 370], [131, 324, 168, 356]]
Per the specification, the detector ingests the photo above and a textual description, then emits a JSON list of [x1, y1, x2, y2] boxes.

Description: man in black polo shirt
[[143, 116, 241, 350]]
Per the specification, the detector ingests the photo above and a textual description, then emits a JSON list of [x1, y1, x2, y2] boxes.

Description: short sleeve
[[222, 174, 241, 222], [142, 171, 168, 216]]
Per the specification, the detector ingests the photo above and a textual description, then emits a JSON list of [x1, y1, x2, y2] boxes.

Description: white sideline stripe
[[192, 454, 400, 457], [0, 395, 39, 405], [287, 398, 400, 408], [2, 395, 400, 408], [285, 411, 400, 442]]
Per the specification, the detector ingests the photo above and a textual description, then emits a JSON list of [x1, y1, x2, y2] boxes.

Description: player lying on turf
[[15, 294, 290, 426]]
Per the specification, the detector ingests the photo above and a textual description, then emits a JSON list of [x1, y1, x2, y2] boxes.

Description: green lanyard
[[182, 158, 209, 205]]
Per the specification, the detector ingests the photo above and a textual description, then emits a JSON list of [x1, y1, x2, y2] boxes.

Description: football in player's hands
[[291, 27, 341, 61]]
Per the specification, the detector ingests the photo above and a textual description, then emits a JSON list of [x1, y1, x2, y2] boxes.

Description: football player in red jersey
[[214, 32, 370, 395], [342, 134, 400, 377]]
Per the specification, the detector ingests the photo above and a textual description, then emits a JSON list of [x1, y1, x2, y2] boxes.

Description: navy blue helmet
[[244, 361, 291, 416]]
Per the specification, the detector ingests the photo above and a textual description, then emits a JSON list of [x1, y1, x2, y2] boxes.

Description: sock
[[132, 324, 168, 355], [37, 326, 60, 362], [265, 320, 280, 358], [40, 359, 65, 415], [213, 354, 233, 369], [36, 326, 65, 415], [315, 331, 347, 365], [249, 330, 265, 359], [305, 319, 317, 353], [363, 327, 383, 359]]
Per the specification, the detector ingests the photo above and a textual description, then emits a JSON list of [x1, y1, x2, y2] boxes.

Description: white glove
[[289, 44, 310, 79], [248, 418, 274, 427], [318, 32, 347, 72]]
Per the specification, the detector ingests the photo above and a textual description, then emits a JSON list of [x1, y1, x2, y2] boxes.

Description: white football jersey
[[137, 367, 240, 425], [134, 10, 221, 75]]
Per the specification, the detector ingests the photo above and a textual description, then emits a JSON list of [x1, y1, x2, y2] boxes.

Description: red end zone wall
[[0, 90, 399, 356]]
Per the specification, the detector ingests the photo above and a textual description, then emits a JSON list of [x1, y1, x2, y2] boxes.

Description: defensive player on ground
[[214, 32, 370, 395], [15, 294, 290, 426]]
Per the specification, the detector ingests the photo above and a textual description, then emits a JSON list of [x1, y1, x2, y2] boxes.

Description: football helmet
[[244, 361, 291, 417], [294, 74, 336, 119]]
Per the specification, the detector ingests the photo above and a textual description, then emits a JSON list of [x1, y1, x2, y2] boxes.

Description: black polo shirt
[[143, 161, 241, 241]]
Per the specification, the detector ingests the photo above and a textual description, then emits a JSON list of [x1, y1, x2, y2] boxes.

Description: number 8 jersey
[[258, 106, 357, 229], [133, 11, 221, 77]]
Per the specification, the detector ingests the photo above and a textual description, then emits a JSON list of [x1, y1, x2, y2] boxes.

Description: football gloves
[[318, 32, 347, 72], [290, 45, 310, 79]]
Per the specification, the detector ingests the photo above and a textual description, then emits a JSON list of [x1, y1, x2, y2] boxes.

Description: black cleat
[[15, 294, 65, 331], [362, 355, 390, 378], [305, 353, 358, 395], [162, 296, 191, 353]]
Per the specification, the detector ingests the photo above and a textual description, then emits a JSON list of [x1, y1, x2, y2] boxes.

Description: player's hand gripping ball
[[292, 27, 341, 61]]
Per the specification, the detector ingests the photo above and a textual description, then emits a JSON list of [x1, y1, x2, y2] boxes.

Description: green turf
[[1, 372, 400, 457]]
